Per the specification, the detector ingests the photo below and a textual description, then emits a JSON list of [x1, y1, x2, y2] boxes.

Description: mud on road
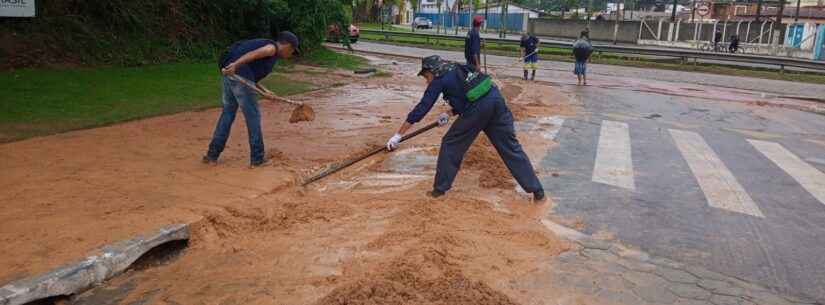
[[1, 55, 581, 304]]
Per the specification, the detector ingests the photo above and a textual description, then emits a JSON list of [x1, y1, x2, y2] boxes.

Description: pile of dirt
[[289, 104, 316, 123], [464, 137, 516, 189], [191, 189, 352, 244], [315, 255, 520, 305]]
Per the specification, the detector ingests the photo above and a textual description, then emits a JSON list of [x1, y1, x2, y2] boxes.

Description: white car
[[413, 17, 433, 29]]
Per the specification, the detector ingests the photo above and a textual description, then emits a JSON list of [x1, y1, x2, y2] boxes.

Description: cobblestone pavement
[[538, 228, 822, 305], [338, 41, 825, 99]]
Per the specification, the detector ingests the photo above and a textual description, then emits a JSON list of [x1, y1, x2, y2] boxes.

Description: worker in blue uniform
[[386, 55, 545, 201], [202, 31, 299, 168], [464, 16, 483, 70]]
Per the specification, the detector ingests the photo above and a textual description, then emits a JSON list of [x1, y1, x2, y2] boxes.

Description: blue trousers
[[434, 90, 543, 193], [206, 76, 265, 163]]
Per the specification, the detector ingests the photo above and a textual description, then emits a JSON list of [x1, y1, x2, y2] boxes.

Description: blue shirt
[[406, 66, 500, 124], [222, 39, 279, 82], [464, 29, 481, 65], [520, 35, 539, 56]]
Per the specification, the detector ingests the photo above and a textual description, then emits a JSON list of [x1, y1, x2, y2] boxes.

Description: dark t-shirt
[[572, 39, 593, 62], [464, 29, 481, 65], [520, 35, 539, 55], [220, 39, 279, 82]]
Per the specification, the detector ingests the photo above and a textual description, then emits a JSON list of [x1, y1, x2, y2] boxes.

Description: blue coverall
[[406, 67, 543, 194]]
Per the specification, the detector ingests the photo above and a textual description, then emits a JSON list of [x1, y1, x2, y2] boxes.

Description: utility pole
[[794, 0, 801, 21], [670, 0, 678, 21], [614, 0, 621, 44], [776, 0, 786, 44], [755, 0, 762, 22], [691, 0, 696, 22]]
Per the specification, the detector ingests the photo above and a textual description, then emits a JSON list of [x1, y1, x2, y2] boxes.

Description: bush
[[0, 0, 349, 68]]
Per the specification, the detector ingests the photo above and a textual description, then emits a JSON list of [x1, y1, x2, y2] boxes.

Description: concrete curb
[[0, 224, 189, 305]]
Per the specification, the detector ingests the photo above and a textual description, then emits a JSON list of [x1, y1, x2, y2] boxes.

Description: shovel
[[229, 75, 315, 123], [302, 121, 440, 186]]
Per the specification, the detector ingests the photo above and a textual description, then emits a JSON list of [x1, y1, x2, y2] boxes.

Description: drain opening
[[127, 239, 189, 272], [22, 295, 71, 305]]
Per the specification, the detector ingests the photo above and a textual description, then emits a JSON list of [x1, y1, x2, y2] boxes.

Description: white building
[[476, 3, 540, 18]]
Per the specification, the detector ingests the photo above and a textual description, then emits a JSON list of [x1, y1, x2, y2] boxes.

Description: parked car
[[413, 17, 433, 29], [327, 24, 360, 43]]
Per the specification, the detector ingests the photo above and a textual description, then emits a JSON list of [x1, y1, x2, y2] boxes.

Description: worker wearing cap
[[520, 31, 540, 81], [203, 31, 299, 167], [464, 16, 484, 70], [386, 55, 545, 201]]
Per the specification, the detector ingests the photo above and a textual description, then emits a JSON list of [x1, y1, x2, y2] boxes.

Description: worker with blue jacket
[[202, 31, 299, 167], [386, 55, 545, 201]]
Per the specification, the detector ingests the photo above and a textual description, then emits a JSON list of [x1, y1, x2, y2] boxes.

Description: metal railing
[[360, 29, 825, 72]]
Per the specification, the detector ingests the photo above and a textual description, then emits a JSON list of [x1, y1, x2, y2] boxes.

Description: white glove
[[386, 133, 402, 151], [437, 112, 450, 126]]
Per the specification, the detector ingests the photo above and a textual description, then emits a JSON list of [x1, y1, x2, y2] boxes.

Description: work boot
[[523, 70, 528, 80], [531, 70, 536, 81], [533, 189, 545, 202], [201, 155, 217, 165], [428, 190, 445, 198]]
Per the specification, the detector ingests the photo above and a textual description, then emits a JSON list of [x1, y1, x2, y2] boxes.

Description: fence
[[414, 12, 525, 32]]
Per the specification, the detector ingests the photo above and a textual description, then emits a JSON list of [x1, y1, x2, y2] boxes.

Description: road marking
[[592, 120, 636, 191], [669, 129, 764, 217], [748, 140, 825, 206]]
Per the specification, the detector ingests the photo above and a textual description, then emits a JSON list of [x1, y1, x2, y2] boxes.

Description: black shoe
[[428, 190, 445, 198], [533, 189, 545, 201], [201, 155, 217, 165], [249, 158, 271, 168]]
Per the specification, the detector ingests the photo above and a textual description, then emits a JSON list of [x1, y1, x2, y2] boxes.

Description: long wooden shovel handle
[[228, 75, 304, 106], [301, 121, 440, 186]]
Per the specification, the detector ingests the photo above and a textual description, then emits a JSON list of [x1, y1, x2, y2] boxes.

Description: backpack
[[455, 65, 493, 102]]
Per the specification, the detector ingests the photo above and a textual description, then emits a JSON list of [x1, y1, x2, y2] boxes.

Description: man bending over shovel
[[202, 31, 299, 167], [387, 55, 545, 201]]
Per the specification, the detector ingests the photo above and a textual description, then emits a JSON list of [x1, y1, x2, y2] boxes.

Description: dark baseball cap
[[277, 31, 300, 55], [417, 55, 442, 76]]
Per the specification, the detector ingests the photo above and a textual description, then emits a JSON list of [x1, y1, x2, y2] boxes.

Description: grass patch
[[299, 47, 369, 71], [0, 63, 317, 142], [361, 33, 825, 85]]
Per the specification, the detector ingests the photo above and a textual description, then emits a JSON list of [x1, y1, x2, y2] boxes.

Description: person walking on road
[[202, 31, 299, 167], [520, 31, 540, 81], [464, 16, 484, 71], [714, 29, 723, 52], [572, 31, 593, 86], [386, 55, 545, 201]]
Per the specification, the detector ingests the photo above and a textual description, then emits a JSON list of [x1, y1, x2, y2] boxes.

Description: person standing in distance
[[520, 31, 540, 81], [464, 16, 484, 71]]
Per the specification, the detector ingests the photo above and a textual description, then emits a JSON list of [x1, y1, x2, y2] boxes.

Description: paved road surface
[[341, 41, 825, 301]]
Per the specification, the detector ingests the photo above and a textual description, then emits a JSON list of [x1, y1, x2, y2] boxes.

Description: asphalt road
[[342, 41, 825, 301], [542, 86, 825, 301]]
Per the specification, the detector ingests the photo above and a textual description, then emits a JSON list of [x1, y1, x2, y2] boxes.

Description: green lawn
[[361, 32, 825, 85], [0, 48, 366, 142]]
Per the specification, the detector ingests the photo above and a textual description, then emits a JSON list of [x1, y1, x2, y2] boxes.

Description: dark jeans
[[434, 90, 543, 193], [206, 76, 265, 163]]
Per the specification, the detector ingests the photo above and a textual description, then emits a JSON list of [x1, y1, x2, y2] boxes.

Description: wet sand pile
[[314, 194, 570, 305], [289, 104, 316, 123], [464, 137, 516, 189]]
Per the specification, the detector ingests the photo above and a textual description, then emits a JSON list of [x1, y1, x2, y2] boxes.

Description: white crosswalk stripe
[[592, 120, 636, 191], [669, 129, 765, 218], [748, 139, 825, 206]]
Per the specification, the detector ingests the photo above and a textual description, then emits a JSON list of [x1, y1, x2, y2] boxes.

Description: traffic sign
[[696, 2, 710, 16]]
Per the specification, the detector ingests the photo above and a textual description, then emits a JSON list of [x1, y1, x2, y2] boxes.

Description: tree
[[437, 0, 443, 33], [410, 0, 420, 31]]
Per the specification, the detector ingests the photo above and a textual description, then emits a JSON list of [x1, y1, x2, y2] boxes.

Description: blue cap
[[277, 31, 300, 55]]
